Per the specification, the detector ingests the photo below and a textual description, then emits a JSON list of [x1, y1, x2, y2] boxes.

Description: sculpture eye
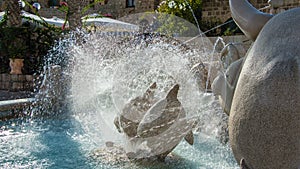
[[221, 56, 225, 61]]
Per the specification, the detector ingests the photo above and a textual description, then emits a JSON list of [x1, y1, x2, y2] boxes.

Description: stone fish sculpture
[[212, 43, 244, 115], [227, 0, 300, 168], [212, 58, 244, 115], [114, 82, 158, 138], [137, 84, 194, 143], [220, 43, 242, 70], [114, 83, 196, 161], [135, 84, 195, 160]]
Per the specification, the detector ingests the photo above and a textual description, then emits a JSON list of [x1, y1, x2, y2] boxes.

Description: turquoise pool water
[[0, 114, 238, 169]]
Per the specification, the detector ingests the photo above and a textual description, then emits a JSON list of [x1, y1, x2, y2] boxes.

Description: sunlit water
[[1, 27, 238, 168], [0, 115, 237, 168]]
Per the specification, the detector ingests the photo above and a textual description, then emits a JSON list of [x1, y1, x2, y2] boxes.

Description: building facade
[[0, 0, 160, 19], [0, 0, 299, 23]]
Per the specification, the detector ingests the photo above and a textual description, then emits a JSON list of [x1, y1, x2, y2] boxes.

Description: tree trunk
[[68, 0, 88, 30], [5, 0, 22, 27]]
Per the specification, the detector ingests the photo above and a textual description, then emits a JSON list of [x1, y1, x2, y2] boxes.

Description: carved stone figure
[[228, 0, 300, 168], [212, 42, 244, 115], [135, 84, 195, 160], [220, 43, 241, 70], [114, 82, 158, 138], [114, 83, 196, 161], [212, 58, 243, 115]]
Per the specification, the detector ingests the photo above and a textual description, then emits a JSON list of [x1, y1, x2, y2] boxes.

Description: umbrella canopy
[[82, 14, 139, 31], [22, 12, 67, 28], [1, 12, 138, 31], [0, 11, 67, 28]]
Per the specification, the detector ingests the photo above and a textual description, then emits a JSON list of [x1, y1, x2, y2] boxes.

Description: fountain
[[0, 16, 241, 168], [0, 28, 238, 168], [0, 2, 274, 167]]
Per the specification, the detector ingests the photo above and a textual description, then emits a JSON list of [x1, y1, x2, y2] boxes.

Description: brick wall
[[202, 0, 300, 23], [0, 74, 34, 91]]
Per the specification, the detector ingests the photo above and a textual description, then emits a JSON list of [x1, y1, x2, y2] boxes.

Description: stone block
[[3, 82, 10, 90], [10, 74, 19, 82], [25, 75, 34, 82], [18, 75, 25, 82], [24, 82, 34, 91], [2, 74, 9, 81], [11, 82, 24, 91]]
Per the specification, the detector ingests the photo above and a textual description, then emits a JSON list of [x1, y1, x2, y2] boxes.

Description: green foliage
[[0, 27, 29, 59], [155, 0, 202, 37], [157, 0, 202, 26], [81, 0, 104, 15], [157, 0, 225, 36], [0, 9, 63, 74], [57, 0, 104, 30], [154, 13, 198, 37], [223, 27, 238, 36]]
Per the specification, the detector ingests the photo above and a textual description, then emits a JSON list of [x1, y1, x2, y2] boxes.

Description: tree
[[157, 0, 202, 27], [66, 0, 86, 30], [4, 0, 22, 27], [156, 0, 222, 36], [63, 0, 103, 30]]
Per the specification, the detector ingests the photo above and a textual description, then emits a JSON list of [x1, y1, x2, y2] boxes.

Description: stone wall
[[202, 0, 300, 23], [0, 74, 34, 91], [1, 0, 299, 22]]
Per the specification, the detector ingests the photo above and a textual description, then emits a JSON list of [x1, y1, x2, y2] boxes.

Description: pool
[[0, 113, 238, 169]]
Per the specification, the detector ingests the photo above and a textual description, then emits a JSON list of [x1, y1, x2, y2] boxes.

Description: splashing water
[[64, 31, 236, 166], [1, 15, 239, 168]]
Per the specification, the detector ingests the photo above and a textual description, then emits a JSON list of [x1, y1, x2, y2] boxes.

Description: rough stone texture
[[202, 0, 300, 23], [229, 8, 300, 169], [0, 74, 34, 91], [4, 0, 22, 27], [114, 82, 158, 138]]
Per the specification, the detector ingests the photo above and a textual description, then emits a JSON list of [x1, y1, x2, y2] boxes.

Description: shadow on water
[[0, 111, 93, 169], [32, 116, 92, 169]]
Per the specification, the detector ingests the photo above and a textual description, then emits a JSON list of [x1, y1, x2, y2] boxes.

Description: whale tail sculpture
[[229, 0, 273, 41]]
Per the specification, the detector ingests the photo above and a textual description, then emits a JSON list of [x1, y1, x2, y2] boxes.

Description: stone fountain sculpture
[[213, 0, 300, 168], [114, 82, 158, 138], [114, 83, 195, 161], [212, 43, 244, 115]]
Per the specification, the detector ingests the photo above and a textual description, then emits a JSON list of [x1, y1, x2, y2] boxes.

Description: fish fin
[[166, 84, 179, 100], [144, 82, 157, 98], [113, 116, 122, 133], [184, 130, 194, 145]]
